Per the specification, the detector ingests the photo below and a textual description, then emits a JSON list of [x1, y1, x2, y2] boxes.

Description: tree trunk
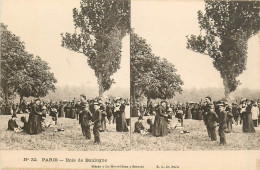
[[4, 86, 8, 104], [223, 75, 230, 100], [98, 72, 104, 97], [147, 97, 151, 108], [20, 95, 23, 106], [131, 83, 136, 106]]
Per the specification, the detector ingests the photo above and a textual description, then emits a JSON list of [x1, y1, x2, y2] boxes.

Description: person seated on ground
[[20, 116, 29, 133], [177, 108, 184, 127], [41, 117, 48, 131], [147, 118, 154, 133], [8, 115, 19, 131], [134, 116, 145, 133], [42, 106, 47, 118]]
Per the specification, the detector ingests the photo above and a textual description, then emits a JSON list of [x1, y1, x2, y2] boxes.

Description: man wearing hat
[[206, 104, 218, 141], [218, 103, 227, 145], [81, 102, 92, 140], [8, 115, 19, 131], [106, 100, 113, 124], [202, 96, 213, 137], [92, 101, 102, 144]]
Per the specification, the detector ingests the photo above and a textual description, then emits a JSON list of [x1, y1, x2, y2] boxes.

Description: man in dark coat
[[232, 103, 240, 125], [218, 103, 227, 145], [207, 104, 218, 141], [92, 101, 102, 144], [80, 103, 92, 140], [106, 101, 113, 124], [8, 115, 18, 131], [202, 96, 212, 138]]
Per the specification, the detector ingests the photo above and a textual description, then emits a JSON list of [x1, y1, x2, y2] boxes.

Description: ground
[[131, 116, 260, 151], [0, 114, 130, 151]]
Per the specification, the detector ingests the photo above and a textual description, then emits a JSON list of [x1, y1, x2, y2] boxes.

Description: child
[[134, 116, 145, 133]]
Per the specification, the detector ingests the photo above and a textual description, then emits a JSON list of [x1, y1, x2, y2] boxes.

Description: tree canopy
[[186, 1, 260, 98], [61, 0, 130, 97], [0, 23, 57, 102], [131, 32, 183, 104]]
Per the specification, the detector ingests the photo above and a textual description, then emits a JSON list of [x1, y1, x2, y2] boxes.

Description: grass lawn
[[131, 116, 260, 151], [0, 114, 130, 151]]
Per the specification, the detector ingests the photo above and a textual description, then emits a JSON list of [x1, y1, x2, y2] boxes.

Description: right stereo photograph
[[130, 0, 260, 151]]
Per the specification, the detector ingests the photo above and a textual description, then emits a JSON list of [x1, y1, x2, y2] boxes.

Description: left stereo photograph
[[0, 0, 131, 151]]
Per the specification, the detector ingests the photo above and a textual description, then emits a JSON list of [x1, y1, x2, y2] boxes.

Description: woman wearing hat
[[115, 100, 128, 132], [153, 101, 168, 137], [28, 99, 43, 135], [251, 101, 259, 127], [241, 100, 255, 133]]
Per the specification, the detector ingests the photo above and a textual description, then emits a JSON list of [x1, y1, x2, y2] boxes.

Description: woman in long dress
[[115, 99, 128, 132], [28, 99, 42, 135], [241, 100, 255, 133], [153, 101, 168, 137]]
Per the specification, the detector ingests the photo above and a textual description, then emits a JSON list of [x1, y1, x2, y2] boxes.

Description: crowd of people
[[133, 96, 259, 145], [4, 95, 130, 145]]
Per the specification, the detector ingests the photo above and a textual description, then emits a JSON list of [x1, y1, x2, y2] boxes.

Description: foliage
[[0, 23, 57, 101], [131, 32, 183, 101], [61, 0, 130, 96], [186, 1, 260, 98]]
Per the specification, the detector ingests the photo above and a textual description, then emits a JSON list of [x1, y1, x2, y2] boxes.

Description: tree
[[15, 55, 57, 103], [186, 1, 260, 99], [0, 23, 57, 103], [61, 0, 130, 97], [1, 23, 28, 103], [131, 32, 183, 105]]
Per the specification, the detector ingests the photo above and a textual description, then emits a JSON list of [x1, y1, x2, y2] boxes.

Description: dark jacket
[[134, 121, 145, 133], [81, 109, 92, 126], [8, 119, 18, 130], [218, 110, 227, 129], [207, 110, 218, 128]]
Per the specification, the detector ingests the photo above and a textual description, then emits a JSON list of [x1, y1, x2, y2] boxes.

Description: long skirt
[[116, 113, 128, 132], [59, 106, 65, 117], [242, 113, 256, 133], [65, 109, 71, 118], [71, 109, 76, 119], [226, 116, 233, 133], [28, 115, 42, 135], [153, 116, 168, 137], [101, 116, 107, 132]]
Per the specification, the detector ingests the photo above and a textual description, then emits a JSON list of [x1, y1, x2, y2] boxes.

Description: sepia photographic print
[[0, 0, 130, 151], [131, 0, 260, 151], [0, 0, 260, 169]]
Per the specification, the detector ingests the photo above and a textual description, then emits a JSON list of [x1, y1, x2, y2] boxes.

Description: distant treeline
[[8, 86, 260, 103], [16, 85, 130, 102], [139, 87, 260, 104]]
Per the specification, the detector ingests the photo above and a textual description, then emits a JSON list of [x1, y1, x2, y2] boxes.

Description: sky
[[1, 0, 259, 98], [132, 0, 260, 90], [1, 0, 130, 97]]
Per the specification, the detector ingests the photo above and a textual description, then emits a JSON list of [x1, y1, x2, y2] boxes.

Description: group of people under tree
[[6, 94, 130, 145], [133, 96, 258, 146]]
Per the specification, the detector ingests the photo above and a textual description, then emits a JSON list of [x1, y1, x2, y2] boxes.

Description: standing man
[[81, 102, 92, 140], [218, 103, 227, 145], [207, 104, 218, 141], [203, 96, 212, 138], [92, 101, 102, 144]]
